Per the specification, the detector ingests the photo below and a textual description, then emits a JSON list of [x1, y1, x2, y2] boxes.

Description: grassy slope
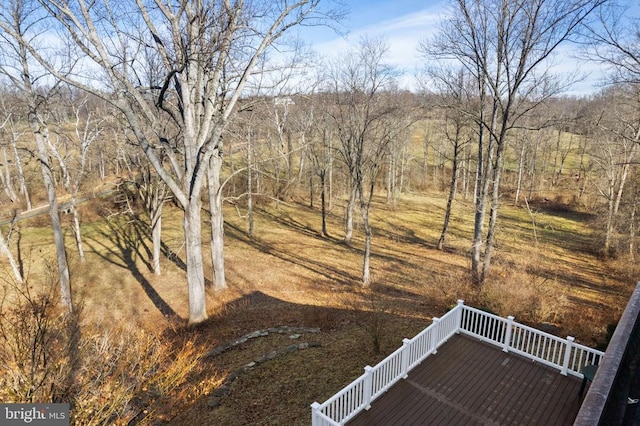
[[0, 190, 636, 424]]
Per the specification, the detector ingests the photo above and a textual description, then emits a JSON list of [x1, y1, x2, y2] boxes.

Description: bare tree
[[44, 93, 102, 261], [385, 100, 415, 208], [28, 0, 340, 324], [327, 38, 401, 285], [0, 219, 22, 283], [422, 68, 474, 250], [586, 3, 640, 85], [588, 85, 640, 254], [305, 93, 335, 236], [123, 151, 170, 276], [3, 113, 32, 211], [0, 113, 19, 204], [423, 0, 605, 284], [0, 1, 72, 312]]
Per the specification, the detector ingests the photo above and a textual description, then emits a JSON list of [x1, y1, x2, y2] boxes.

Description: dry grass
[[0, 189, 637, 424]]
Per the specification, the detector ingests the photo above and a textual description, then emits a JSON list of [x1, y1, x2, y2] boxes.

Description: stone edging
[[206, 326, 322, 409], [205, 326, 321, 358]]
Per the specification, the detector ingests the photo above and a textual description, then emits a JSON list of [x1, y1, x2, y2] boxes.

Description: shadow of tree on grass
[[86, 216, 180, 320]]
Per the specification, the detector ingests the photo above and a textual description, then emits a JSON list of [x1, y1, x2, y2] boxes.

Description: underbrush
[[476, 255, 569, 325], [0, 278, 218, 425]]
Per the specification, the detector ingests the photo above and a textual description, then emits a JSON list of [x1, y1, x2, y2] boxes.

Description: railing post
[[310, 402, 321, 426], [401, 338, 411, 378], [561, 336, 575, 376], [502, 315, 514, 353], [455, 300, 464, 333], [431, 317, 440, 354], [363, 365, 373, 409]]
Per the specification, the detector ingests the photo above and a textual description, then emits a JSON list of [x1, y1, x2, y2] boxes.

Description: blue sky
[[302, 0, 445, 89], [299, 0, 621, 95]]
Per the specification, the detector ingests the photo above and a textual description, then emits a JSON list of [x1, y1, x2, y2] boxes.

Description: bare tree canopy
[[19, 0, 342, 324], [421, 0, 607, 284], [585, 3, 640, 84]]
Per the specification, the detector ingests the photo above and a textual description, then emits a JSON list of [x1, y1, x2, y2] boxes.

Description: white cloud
[[310, 8, 442, 89], [308, 4, 609, 95]]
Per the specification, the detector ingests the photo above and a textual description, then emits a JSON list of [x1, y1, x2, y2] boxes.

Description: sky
[[299, 0, 445, 90], [298, 0, 619, 95]]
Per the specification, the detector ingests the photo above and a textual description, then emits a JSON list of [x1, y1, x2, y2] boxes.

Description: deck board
[[347, 334, 584, 425]]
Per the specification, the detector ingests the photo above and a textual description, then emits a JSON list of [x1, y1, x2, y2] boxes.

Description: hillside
[[0, 189, 635, 424]]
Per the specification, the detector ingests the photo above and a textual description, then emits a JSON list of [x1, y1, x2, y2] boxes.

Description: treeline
[[0, 0, 639, 325]]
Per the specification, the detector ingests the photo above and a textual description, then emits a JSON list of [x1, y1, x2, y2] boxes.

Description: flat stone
[[289, 334, 301, 339], [211, 385, 229, 397], [284, 344, 299, 352], [207, 396, 222, 408], [226, 371, 241, 381]]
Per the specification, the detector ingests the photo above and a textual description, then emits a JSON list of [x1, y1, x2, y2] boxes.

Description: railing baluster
[[311, 402, 321, 426], [455, 300, 464, 332], [363, 366, 373, 409], [572, 346, 580, 372], [402, 339, 411, 379], [503, 316, 514, 352], [561, 336, 575, 376], [431, 317, 440, 354]]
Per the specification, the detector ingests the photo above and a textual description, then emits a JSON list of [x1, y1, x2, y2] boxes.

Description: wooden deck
[[348, 334, 584, 425]]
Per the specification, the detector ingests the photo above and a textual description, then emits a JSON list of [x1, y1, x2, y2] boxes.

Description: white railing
[[458, 305, 604, 377], [311, 300, 604, 425]]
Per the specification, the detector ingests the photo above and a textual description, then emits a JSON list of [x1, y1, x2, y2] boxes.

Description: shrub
[[0, 279, 202, 425], [345, 285, 391, 354]]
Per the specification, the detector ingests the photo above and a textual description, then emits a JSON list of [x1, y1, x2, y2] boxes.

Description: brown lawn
[[0, 191, 636, 424]]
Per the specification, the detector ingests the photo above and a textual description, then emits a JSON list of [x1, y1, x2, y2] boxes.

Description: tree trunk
[[151, 204, 162, 275], [386, 153, 393, 203], [298, 133, 307, 184], [604, 185, 615, 253], [361, 204, 372, 286], [98, 148, 106, 181], [184, 198, 207, 325], [70, 201, 85, 261], [399, 137, 407, 194], [208, 152, 227, 291], [328, 139, 334, 212], [0, 230, 22, 283], [514, 140, 526, 206], [320, 171, 328, 237], [31, 118, 72, 313], [471, 117, 491, 284], [463, 144, 471, 201], [423, 129, 430, 187], [344, 184, 357, 245], [528, 138, 538, 201], [287, 131, 294, 184], [613, 148, 634, 216], [247, 130, 254, 237], [438, 143, 460, 250], [1, 145, 17, 202], [482, 146, 505, 279], [11, 136, 31, 210]]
